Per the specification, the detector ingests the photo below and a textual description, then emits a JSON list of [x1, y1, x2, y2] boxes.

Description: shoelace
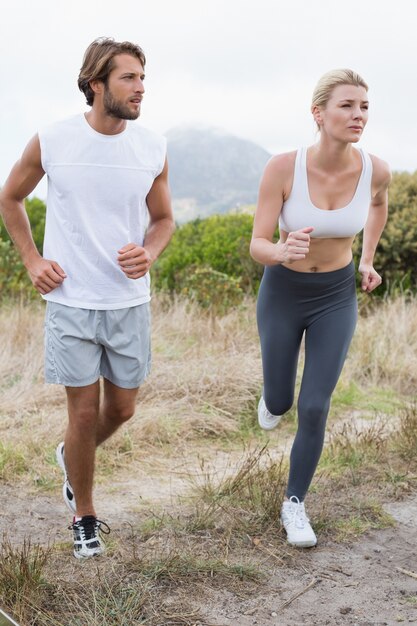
[[69, 516, 111, 539], [287, 496, 310, 529]]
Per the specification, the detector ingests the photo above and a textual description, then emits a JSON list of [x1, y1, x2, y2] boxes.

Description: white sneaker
[[281, 496, 317, 548], [56, 442, 77, 514], [71, 516, 110, 559], [257, 396, 282, 430]]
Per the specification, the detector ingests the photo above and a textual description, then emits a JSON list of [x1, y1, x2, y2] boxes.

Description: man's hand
[[27, 257, 66, 294], [117, 243, 152, 279], [358, 262, 382, 293], [276, 227, 314, 264]]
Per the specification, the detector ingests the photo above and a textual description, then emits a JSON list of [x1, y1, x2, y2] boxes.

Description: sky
[[1, 0, 416, 199]]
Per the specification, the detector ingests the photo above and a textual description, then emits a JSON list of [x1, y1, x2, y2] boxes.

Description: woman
[[250, 69, 390, 548]]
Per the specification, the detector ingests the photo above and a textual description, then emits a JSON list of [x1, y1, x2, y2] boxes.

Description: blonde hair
[[311, 69, 368, 130]]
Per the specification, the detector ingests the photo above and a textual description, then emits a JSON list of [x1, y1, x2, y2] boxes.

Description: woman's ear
[[311, 105, 323, 128]]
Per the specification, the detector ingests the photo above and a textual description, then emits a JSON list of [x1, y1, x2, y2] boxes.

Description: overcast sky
[[1, 0, 416, 199]]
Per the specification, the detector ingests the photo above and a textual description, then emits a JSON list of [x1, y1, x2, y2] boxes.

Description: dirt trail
[[1, 450, 416, 626], [200, 494, 417, 626]]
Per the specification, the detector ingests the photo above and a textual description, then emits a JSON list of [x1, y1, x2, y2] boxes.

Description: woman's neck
[[309, 138, 358, 172]]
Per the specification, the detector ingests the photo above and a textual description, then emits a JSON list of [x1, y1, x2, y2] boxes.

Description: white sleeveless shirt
[[39, 114, 166, 309], [279, 147, 373, 239]]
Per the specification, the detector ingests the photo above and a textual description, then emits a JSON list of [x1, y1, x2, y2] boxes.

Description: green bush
[[179, 265, 244, 315], [152, 213, 262, 294], [0, 197, 45, 300], [352, 170, 417, 293], [0, 197, 45, 254], [1, 170, 417, 303], [0, 240, 36, 300]]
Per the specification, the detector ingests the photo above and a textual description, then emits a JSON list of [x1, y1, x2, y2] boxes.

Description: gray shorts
[[44, 301, 151, 388]]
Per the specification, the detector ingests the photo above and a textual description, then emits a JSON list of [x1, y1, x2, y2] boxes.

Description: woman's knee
[[297, 398, 329, 431], [264, 392, 293, 416]]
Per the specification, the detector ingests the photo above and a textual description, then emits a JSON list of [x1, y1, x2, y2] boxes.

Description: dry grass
[[0, 538, 51, 624], [185, 445, 287, 534], [1, 294, 417, 625], [0, 294, 416, 484], [0, 522, 260, 626], [0, 296, 261, 477], [345, 295, 417, 393]]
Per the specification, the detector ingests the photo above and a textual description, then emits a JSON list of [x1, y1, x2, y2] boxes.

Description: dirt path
[[199, 494, 417, 626], [1, 456, 416, 626]]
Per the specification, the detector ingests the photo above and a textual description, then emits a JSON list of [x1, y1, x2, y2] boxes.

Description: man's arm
[[0, 135, 66, 294], [359, 156, 391, 292], [117, 158, 175, 279]]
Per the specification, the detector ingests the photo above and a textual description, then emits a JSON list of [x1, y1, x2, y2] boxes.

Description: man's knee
[[68, 406, 99, 430], [107, 403, 136, 425]]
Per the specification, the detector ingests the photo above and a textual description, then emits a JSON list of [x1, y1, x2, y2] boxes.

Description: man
[[0, 38, 175, 559]]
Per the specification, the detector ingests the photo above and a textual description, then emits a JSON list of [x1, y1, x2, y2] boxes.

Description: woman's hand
[[276, 227, 314, 264], [358, 262, 382, 292]]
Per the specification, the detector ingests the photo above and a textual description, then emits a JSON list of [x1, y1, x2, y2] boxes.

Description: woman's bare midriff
[[280, 231, 355, 272]]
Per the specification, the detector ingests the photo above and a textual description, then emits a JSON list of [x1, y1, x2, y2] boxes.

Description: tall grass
[[345, 295, 417, 393], [0, 295, 416, 483], [0, 295, 416, 624]]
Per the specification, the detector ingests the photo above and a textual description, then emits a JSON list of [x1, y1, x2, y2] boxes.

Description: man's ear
[[89, 79, 104, 97]]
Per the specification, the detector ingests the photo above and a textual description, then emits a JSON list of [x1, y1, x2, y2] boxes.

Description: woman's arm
[[359, 156, 391, 292], [250, 152, 313, 265]]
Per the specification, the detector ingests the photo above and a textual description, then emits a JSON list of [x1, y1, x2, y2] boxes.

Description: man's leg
[[64, 379, 139, 517], [96, 378, 139, 446], [64, 382, 100, 518]]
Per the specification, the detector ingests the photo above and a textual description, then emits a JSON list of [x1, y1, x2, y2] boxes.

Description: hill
[[166, 126, 271, 221]]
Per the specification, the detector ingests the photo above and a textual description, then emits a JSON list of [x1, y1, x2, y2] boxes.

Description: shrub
[[352, 170, 417, 292], [152, 213, 262, 294], [179, 265, 244, 315], [0, 240, 35, 300], [1, 170, 417, 303]]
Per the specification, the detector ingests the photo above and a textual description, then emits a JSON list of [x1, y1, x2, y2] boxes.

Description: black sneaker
[[70, 516, 110, 559], [56, 442, 77, 514]]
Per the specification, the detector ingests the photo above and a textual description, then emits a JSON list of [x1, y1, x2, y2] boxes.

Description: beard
[[103, 85, 140, 120]]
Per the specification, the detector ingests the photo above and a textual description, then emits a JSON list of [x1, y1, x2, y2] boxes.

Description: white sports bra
[[279, 147, 373, 239]]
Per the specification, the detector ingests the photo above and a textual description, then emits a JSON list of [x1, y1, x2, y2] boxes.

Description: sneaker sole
[[55, 442, 67, 475], [287, 539, 317, 548], [258, 416, 282, 430], [62, 482, 77, 514], [73, 548, 105, 560], [257, 398, 282, 431], [56, 442, 77, 514]]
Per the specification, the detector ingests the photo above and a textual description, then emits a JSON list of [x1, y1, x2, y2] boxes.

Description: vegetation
[[1, 170, 416, 305], [352, 169, 417, 294], [0, 296, 416, 624], [152, 212, 262, 295], [0, 172, 416, 624], [0, 197, 45, 300]]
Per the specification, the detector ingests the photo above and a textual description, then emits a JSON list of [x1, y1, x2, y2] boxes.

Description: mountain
[[166, 126, 271, 222]]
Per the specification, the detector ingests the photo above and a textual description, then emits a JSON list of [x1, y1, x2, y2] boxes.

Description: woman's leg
[[257, 268, 304, 416], [286, 301, 357, 500]]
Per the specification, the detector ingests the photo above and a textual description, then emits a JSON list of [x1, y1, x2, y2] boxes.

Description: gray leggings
[[257, 261, 357, 501]]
